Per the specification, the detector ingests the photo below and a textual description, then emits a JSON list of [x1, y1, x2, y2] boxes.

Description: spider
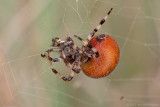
[[41, 8, 120, 81]]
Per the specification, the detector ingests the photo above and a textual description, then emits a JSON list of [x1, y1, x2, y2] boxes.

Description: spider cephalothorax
[[41, 8, 120, 81]]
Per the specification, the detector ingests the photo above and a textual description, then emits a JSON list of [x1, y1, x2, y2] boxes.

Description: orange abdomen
[[81, 34, 120, 78]]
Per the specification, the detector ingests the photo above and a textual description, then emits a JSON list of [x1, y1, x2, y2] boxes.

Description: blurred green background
[[0, 0, 160, 107]]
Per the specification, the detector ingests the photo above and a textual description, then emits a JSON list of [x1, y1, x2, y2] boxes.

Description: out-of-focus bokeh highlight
[[0, 0, 160, 107]]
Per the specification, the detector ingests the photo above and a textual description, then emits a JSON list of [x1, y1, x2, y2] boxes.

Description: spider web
[[0, 0, 160, 107]]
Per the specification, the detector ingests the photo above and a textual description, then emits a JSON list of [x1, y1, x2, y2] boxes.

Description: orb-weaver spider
[[41, 8, 120, 81]]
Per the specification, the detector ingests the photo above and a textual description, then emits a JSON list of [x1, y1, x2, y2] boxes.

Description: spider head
[[63, 43, 75, 57]]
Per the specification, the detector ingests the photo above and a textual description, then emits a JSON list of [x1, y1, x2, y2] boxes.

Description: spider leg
[[41, 48, 60, 62], [84, 8, 113, 46], [41, 54, 61, 62], [45, 61, 75, 82], [51, 37, 65, 47], [41, 50, 76, 81], [46, 56, 76, 81], [72, 56, 81, 73], [74, 35, 88, 46]]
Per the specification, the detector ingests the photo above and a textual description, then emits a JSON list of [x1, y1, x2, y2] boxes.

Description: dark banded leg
[[72, 55, 81, 73], [84, 8, 113, 46], [41, 48, 60, 62], [41, 50, 75, 81], [41, 47, 60, 55], [41, 53, 61, 62], [48, 57, 76, 81], [74, 35, 88, 46]]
